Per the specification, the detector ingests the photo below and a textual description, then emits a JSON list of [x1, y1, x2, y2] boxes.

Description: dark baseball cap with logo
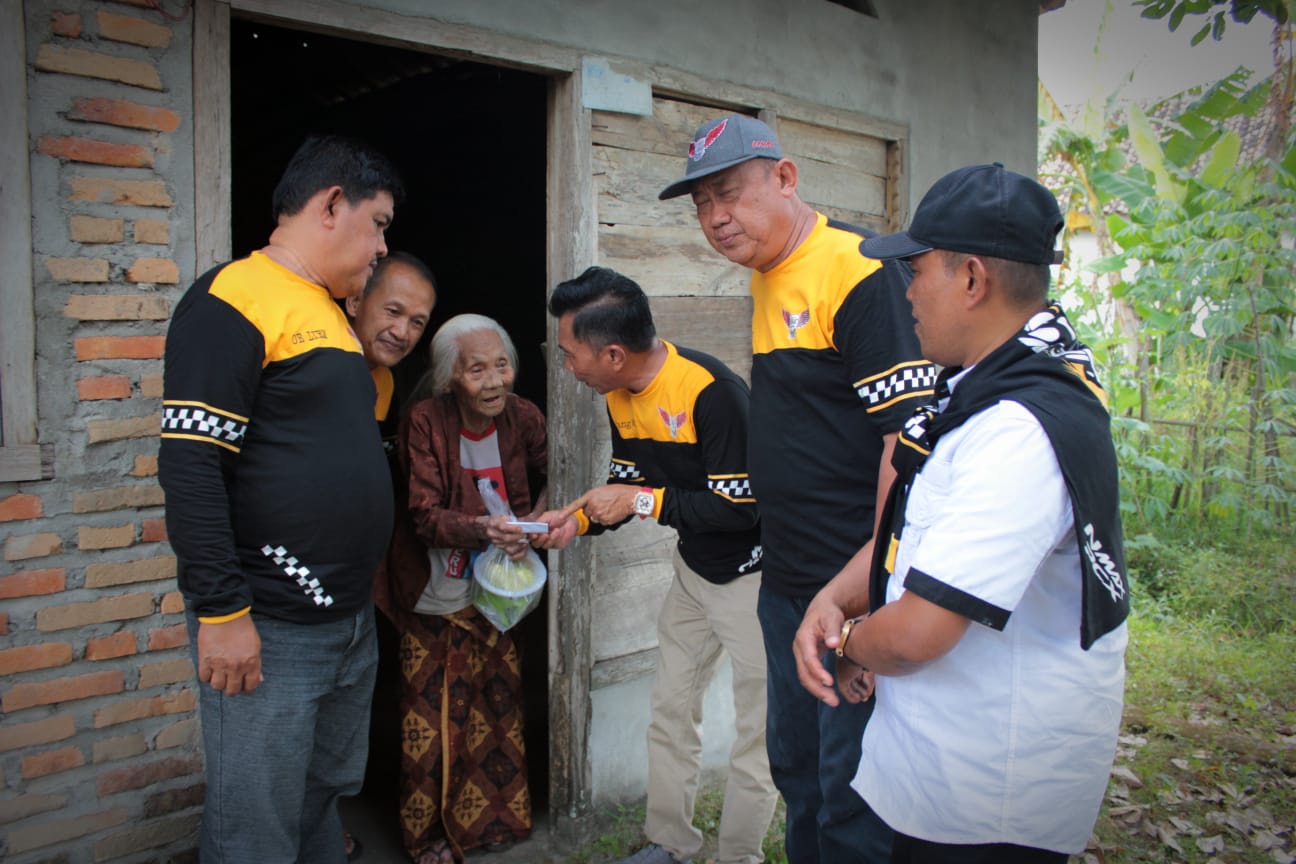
[[658, 114, 784, 200], [860, 163, 1064, 266]]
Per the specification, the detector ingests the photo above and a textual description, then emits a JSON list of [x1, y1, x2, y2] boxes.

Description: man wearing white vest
[[795, 163, 1130, 864]]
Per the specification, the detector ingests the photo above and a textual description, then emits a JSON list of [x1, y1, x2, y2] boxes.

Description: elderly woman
[[375, 313, 546, 864]]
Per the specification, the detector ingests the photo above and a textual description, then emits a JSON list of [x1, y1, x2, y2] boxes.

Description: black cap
[[860, 163, 1064, 266]]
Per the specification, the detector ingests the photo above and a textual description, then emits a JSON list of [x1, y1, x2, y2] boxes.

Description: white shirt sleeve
[[896, 400, 1074, 623]]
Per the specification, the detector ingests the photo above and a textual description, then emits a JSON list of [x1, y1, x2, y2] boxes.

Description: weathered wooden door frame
[[0, 0, 45, 483]]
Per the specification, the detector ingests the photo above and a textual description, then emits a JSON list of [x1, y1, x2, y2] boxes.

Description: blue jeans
[[188, 606, 378, 864], [757, 585, 893, 864]]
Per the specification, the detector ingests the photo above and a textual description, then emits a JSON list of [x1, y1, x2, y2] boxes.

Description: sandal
[[344, 831, 364, 862], [415, 838, 454, 864]]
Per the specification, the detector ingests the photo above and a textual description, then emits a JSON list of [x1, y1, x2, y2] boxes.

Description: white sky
[[1039, 0, 1276, 107]]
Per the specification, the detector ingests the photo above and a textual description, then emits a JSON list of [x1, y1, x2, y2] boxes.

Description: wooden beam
[[657, 69, 907, 145], [194, 0, 232, 274], [592, 647, 659, 690], [1, 0, 38, 466], [544, 69, 597, 836], [886, 138, 907, 232], [0, 445, 54, 483], [232, 0, 581, 74]]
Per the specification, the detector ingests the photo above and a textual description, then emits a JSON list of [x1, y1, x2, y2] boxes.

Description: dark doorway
[[229, 14, 551, 851]]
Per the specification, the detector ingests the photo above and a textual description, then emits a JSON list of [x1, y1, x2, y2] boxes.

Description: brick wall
[[1, 2, 199, 861]]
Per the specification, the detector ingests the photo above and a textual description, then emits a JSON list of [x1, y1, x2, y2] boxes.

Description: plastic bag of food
[[470, 478, 547, 631], [471, 544, 546, 632]]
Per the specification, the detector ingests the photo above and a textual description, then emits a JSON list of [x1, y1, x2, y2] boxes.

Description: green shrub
[[1125, 525, 1295, 635]]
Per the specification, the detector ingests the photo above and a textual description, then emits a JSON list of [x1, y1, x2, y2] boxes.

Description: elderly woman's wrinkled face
[[451, 329, 516, 433]]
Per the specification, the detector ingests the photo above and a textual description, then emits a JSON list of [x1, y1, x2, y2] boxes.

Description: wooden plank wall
[[779, 116, 891, 232], [585, 98, 894, 685]]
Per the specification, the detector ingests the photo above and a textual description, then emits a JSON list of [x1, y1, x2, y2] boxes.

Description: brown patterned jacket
[[374, 392, 547, 629]]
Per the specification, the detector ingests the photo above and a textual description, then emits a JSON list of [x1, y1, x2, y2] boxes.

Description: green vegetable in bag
[[470, 477, 547, 631], [471, 546, 545, 632]]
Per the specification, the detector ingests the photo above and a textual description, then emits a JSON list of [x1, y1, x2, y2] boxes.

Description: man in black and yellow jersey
[[159, 134, 402, 864], [344, 250, 438, 449], [539, 267, 776, 864], [660, 116, 938, 864]]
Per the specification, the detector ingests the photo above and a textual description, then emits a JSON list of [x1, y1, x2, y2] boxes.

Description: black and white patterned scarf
[[870, 302, 1129, 649]]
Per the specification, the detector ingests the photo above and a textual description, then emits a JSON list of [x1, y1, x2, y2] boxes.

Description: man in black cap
[[793, 163, 1130, 863], [661, 115, 936, 864]]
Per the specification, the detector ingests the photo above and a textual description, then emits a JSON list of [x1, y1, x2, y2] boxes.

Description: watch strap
[[836, 615, 867, 669]]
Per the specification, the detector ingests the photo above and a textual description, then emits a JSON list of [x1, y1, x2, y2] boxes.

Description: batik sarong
[[399, 606, 531, 861]]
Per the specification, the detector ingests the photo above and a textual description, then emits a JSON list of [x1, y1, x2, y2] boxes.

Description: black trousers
[[891, 832, 1069, 864]]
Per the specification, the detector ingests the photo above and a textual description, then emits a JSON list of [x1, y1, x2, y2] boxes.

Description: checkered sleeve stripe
[[855, 361, 939, 412], [161, 401, 249, 452], [708, 474, 754, 502], [607, 458, 643, 482], [261, 544, 335, 608]]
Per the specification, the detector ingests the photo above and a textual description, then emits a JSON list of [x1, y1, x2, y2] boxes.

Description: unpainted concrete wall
[[365, 0, 1041, 202]]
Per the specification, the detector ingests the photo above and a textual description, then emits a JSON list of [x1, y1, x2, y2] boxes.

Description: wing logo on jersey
[[738, 545, 763, 574], [689, 119, 727, 161], [657, 407, 688, 438], [781, 308, 811, 340]]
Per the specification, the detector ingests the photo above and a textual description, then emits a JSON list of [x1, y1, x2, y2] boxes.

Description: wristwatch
[[633, 487, 655, 518], [836, 615, 866, 667]]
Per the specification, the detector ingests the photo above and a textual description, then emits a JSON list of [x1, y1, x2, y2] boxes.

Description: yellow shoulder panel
[[209, 252, 362, 366], [750, 217, 881, 355], [605, 343, 715, 445]]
